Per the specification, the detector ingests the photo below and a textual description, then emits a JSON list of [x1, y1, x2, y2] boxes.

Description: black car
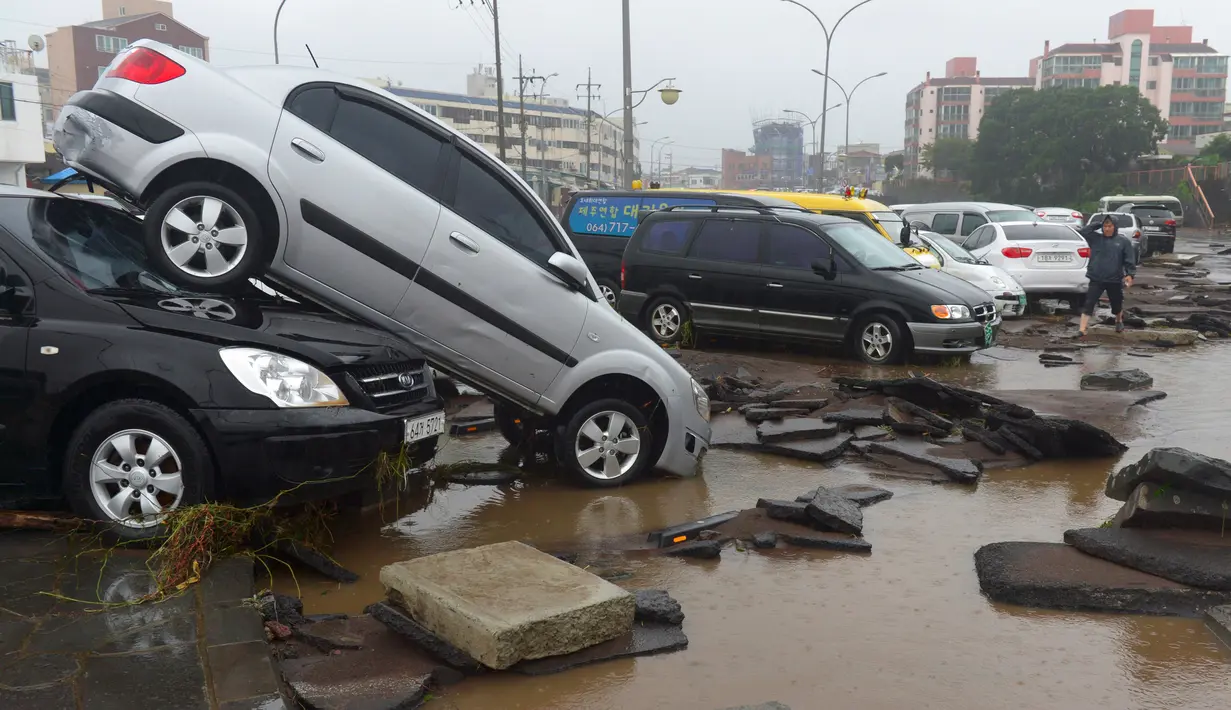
[[616, 205, 999, 364], [0, 189, 442, 541], [1117, 203, 1177, 256], [560, 189, 799, 305]]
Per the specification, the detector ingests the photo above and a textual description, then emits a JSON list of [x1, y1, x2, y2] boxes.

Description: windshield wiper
[[872, 265, 908, 271], [902, 263, 925, 270]]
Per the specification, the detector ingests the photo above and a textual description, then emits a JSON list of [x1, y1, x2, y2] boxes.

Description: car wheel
[[144, 182, 264, 290], [596, 279, 620, 307], [645, 296, 687, 344], [555, 399, 652, 488], [62, 399, 212, 544], [853, 314, 907, 365]]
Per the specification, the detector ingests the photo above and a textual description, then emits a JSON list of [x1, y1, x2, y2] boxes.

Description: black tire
[[596, 278, 621, 308], [554, 398, 653, 488], [62, 399, 214, 544], [851, 313, 908, 365], [143, 181, 265, 291], [644, 295, 688, 345]]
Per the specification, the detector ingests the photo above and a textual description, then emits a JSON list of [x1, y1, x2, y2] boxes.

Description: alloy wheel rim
[[574, 411, 641, 480], [862, 322, 893, 361], [89, 428, 185, 528], [599, 285, 617, 305], [651, 304, 681, 339], [158, 297, 237, 321], [160, 195, 249, 278]]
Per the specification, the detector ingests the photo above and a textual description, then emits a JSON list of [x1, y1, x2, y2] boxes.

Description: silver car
[[54, 40, 711, 487], [1033, 207, 1084, 227]]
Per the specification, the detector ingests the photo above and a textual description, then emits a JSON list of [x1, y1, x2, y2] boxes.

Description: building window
[[155, 23, 167, 31], [95, 35, 129, 53], [1149, 56, 1160, 66], [1195, 77, 1227, 98], [177, 46, 204, 60], [1146, 80, 1157, 90], [939, 86, 971, 100], [939, 104, 969, 121], [119, 6, 126, 15], [1173, 77, 1195, 90], [0, 82, 14, 121], [1129, 40, 1142, 87]]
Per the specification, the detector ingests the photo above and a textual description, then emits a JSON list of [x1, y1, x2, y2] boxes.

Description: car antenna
[[304, 44, 319, 68]]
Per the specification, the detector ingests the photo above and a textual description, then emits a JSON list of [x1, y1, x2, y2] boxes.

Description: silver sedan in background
[[1033, 207, 1084, 227]]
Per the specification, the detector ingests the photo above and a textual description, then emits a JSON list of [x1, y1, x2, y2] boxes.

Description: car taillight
[[106, 47, 185, 84], [1165, 219, 1176, 227], [620, 261, 626, 289], [1135, 230, 1142, 239], [1078, 247, 1090, 258], [1071, 211, 1082, 220], [1001, 246, 1033, 258], [1035, 211, 1046, 217]]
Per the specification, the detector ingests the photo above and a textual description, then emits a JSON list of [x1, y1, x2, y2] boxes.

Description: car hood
[[945, 262, 1025, 293], [102, 291, 422, 369], [891, 267, 995, 306]]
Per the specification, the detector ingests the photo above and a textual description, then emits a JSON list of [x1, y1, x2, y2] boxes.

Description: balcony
[[0, 43, 35, 75]]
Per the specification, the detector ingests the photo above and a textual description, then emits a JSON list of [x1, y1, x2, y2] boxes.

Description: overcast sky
[[6, 0, 1229, 167]]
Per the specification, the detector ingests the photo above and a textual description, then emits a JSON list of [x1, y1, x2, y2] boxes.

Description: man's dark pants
[[1083, 280, 1124, 316]]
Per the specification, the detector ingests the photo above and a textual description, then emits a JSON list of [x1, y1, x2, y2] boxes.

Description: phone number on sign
[[584, 222, 636, 235]]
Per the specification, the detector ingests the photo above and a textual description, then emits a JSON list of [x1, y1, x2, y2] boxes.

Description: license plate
[[1037, 253, 1072, 262], [1143, 226, 1160, 231], [1018, 295, 1027, 306], [984, 322, 997, 346], [405, 412, 446, 443]]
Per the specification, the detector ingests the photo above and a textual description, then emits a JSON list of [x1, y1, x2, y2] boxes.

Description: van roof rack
[[654, 204, 811, 216]]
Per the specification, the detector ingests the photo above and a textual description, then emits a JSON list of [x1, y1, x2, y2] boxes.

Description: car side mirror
[[899, 224, 912, 247], [811, 257, 836, 280], [547, 252, 590, 292]]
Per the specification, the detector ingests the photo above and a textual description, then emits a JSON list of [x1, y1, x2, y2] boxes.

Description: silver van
[[54, 40, 711, 487], [900, 202, 1039, 242]]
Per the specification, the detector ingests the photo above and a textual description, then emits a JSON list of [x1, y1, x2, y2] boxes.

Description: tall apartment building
[[903, 57, 1032, 178], [1030, 10, 1226, 146], [46, 0, 208, 115], [0, 43, 45, 186]]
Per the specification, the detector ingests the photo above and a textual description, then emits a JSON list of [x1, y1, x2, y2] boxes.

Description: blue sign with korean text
[[568, 196, 716, 237]]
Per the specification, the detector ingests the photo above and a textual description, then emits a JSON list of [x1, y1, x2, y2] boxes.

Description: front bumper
[[653, 394, 711, 478], [616, 289, 649, 324], [190, 400, 443, 505], [908, 317, 1000, 354], [992, 291, 1028, 317]]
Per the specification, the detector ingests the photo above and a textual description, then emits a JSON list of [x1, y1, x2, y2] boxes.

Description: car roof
[[0, 185, 59, 199], [639, 205, 852, 227], [718, 189, 892, 212]]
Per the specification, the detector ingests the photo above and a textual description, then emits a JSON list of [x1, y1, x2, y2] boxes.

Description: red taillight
[[1165, 219, 1176, 227], [1001, 246, 1033, 258], [1135, 230, 1142, 239], [106, 47, 185, 84], [1035, 210, 1046, 217], [620, 261, 626, 289], [1071, 211, 1082, 220], [1078, 247, 1090, 258]]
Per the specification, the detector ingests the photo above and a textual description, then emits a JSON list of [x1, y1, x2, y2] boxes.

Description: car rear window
[[566, 195, 715, 237], [1003, 223, 1083, 241], [639, 220, 694, 255], [1092, 213, 1135, 228], [1130, 206, 1174, 219], [987, 209, 1039, 223]]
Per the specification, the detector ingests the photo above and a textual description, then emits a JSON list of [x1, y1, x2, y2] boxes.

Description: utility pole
[[491, 0, 507, 162], [514, 56, 547, 183], [576, 68, 601, 186]]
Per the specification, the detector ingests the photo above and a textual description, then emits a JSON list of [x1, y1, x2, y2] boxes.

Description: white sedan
[[952, 221, 1089, 302], [916, 232, 1028, 317]]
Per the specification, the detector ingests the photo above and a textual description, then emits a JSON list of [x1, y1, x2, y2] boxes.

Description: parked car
[[1033, 207, 1084, 227], [54, 40, 711, 487], [952, 221, 1089, 304], [1100, 194, 1184, 227], [0, 188, 443, 541], [913, 231, 1027, 318], [617, 205, 1000, 365], [560, 189, 798, 305], [1086, 212, 1144, 261], [888, 204, 913, 215], [1115, 203, 1177, 256], [900, 202, 1039, 243]]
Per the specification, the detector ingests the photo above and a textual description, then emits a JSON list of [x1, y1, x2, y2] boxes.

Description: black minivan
[[0, 188, 442, 540], [617, 205, 1000, 364], [560, 189, 799, 305]]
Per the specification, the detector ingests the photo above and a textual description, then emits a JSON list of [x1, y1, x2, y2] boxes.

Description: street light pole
[[812, 70, 887, 183], [783, 105, 841, 191], [780, 0, 875, 188], [273, 0, 288, 64], [621, 0, 635, 188], [650, 137, 672, 184]]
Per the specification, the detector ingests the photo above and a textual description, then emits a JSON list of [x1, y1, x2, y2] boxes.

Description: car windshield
[[987, 209, 1039, 223], [824, 221, 922, 270], [927, 235, 979, 264], [11, 197, 181, 293]]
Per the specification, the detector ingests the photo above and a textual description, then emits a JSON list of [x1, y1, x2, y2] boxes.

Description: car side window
[[0, 248, 32, 316], [930, 213, 960, 235], [329, 95, 445, 198], [764, 224, 830, 269], [452, 153, 560, 266], [286, 86, 338, 132], [960, 213, 988, 236], [640, 219, 695, 255], [962, 225, 988, 249], [974, 226, 998, 250], [689, 219, 760, 263]]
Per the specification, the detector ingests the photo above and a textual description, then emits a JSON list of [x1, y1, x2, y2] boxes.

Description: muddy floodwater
[[281, 340, 1231, 709]]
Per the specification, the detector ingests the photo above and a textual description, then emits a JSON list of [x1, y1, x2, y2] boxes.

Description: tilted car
[[54, 40, 710, 487], [0, 188, 443, 541]]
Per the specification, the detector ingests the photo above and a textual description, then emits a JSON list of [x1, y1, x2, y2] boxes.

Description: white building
[[0, 45, 44, 187]]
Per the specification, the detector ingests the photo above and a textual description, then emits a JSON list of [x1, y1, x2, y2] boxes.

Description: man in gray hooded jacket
[[1078, 215, 1137, 336]]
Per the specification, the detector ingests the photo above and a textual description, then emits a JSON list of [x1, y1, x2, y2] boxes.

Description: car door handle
[[449, 231, 480, 254], [290, 138, 325, 162], [766, 282, 784, 288], [687, 273, 702, 280]]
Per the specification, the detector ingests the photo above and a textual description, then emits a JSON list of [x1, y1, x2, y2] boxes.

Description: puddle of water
[[279, 343, 1231, 710]]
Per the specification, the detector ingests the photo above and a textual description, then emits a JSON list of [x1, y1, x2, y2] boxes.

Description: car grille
[[346, 361, 431, 411], [973, 303, 996, 323]]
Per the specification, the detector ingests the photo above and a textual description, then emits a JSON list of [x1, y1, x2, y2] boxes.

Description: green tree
[[884, 153, 904, 173], [1198, 134, 1231, 163], [920, 138, 974, 180], [971, 85, 1168, 205]]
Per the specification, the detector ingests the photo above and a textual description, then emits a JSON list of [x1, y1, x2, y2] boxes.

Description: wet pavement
[[0, 535, 282, 710]]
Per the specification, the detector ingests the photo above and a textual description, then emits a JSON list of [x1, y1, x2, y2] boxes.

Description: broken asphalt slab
[[864, 440, 982, 483], [758, 433, 854, 463], [1207, 605, 1231, 651], [1062, 528, 1231, 591], [1080, 369, 1155, 391], [804, 488, 863, 536], [1111, 481, 1231, 532], [974, 541, 1231, 617], [822, 408, 887, 426], [510, 622, 688, 676], [796, 484, 893, 508], [1106, 447, 1231, 501], [756, 418, 839, 443]]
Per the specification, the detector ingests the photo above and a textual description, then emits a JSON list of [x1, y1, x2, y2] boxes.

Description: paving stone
[[0, 560, 61, 617], [219, 694, 289, 710], [201, 557, 257, 607], [804, 489, 863, 536], [510, 622, 688, 676], [755, 499, 811, 525], [0, 618, 34, 655], [0, 653, 79, 689], [207, 641, 281, 704], [755, 418, 839, 444], [380, 541, 635, 670], [81, 646, 209, 710], [205, 603, 268, 647], [29, 594, 196, 653], [0, 683, 77, 709], [633, 590, 684, 626], [295, 617, 369, 653], [779, 532, 873, 553], [1063, 528, 1231, 591], [1206, 605, 1231, 651]]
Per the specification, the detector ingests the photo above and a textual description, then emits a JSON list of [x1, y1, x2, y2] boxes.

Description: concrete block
[[380, 541, 634, 670]]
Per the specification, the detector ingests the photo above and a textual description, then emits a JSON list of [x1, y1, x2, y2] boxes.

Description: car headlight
[[219, 347, 349, 408], [931, 304, 971, 320], [691, 378, 710, 422]]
